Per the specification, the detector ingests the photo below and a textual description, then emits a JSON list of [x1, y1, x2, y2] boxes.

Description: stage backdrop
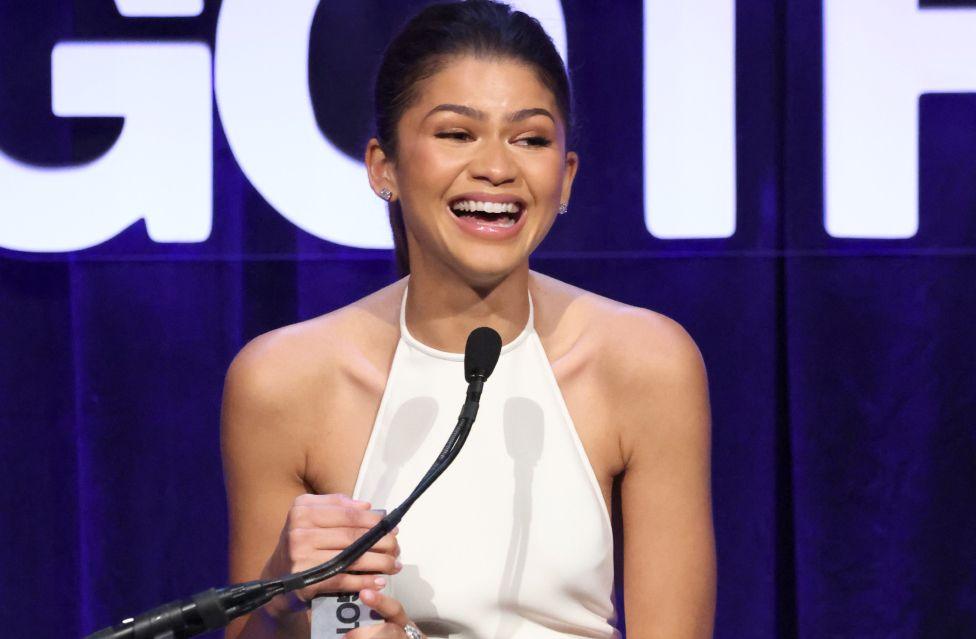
[[2, 1, 975, 637]]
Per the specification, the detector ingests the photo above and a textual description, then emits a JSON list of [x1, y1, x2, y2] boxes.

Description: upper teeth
[[451, 200, 520, 214]]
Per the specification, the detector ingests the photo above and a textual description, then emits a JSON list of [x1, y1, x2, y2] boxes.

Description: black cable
[[86, 381, 484, 639]]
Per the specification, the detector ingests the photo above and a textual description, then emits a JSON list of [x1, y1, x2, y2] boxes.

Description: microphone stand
[[87, 376, 488, 639]]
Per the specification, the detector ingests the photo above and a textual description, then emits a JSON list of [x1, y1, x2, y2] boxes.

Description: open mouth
[[448, 198, 524, 228]]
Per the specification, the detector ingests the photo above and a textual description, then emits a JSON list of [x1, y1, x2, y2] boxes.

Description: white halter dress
[[351, 287, 618, 638]]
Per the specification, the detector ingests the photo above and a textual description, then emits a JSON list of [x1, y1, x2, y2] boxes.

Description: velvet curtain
[[1, 1, 973, 637]]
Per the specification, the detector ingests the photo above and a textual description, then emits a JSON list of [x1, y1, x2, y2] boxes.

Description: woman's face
[[375, 55, 577, 285]]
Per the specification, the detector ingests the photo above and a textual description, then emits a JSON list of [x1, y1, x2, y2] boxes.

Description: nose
[[469, 138, 517, 186]]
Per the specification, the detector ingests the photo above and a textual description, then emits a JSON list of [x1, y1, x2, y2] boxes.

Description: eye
[[435, 131, 473, 142], [515, 136, 552, 148]]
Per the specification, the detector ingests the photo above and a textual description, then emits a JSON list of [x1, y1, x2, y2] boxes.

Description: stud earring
[[379, 188, 393, 202], [557, 203, 568, 215]]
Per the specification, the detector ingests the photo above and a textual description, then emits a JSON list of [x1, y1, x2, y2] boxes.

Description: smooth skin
[[222, 56, 715, 639]]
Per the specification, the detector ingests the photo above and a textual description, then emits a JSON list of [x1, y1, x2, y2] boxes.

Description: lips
[[446, 193, 527, 240]]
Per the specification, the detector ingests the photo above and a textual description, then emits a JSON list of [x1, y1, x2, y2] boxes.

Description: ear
[[560, 151, 579, 205], [365, 138, 398, 200]]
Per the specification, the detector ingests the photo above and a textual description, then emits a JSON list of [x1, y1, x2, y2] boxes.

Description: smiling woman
[[220, 2, 715, 639], [367, 55, 576, 289]]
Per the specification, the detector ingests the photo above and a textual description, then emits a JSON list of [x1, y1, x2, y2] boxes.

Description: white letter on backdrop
[[644, 0, 737, 239], [113, 0, 203, 17], [0, 42, 212, 252], [214, 0, 566, 249], [824, 0, 976, 238]]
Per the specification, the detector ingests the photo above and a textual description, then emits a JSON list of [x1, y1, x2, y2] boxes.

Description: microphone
[[87, 327, 503, 639], [465, 326, 502, 382], [454, 326, 502, 432]]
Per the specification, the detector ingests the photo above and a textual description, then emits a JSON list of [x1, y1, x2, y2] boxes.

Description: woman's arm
[[221, 337, 314, 639], [612, 311, 716, 639], [221, 336, 400, 639]]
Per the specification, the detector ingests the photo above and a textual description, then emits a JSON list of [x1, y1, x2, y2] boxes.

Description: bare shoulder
[[529, 270, 705, 380], [600, 299, 706, 387], [222, 279, 405, 438], [529, 271, 709, 463]]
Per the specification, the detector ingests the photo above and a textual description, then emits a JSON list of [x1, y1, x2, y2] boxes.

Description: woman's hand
[[261, 493, 402, 619], [345, 588, 424, 638]]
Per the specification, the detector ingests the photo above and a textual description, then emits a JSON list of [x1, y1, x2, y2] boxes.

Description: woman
[[221, 2, 715, 637]]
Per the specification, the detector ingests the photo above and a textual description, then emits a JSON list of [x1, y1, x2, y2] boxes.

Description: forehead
[[409, 56, 559, 119]]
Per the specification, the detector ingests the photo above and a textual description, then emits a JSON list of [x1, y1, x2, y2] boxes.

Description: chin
[[452, 253, 525, 288]]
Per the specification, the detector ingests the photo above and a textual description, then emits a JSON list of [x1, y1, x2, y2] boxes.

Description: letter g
[[0, 42, 212, 252]]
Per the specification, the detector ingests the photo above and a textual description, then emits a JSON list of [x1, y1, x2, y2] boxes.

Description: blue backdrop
[[1, 1, 974, 637]]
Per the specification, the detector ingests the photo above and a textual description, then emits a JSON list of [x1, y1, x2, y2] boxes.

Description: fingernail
[[394, 560, 403, 571], [393, 526, 400, 534], [361, 589, 376, 602], [374, 576, 387, 588]]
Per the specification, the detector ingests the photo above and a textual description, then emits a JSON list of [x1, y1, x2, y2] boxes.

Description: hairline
[[381, 51, 570, 158]]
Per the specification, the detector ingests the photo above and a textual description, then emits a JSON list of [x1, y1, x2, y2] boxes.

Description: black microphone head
[[464, 327, 502, 382]]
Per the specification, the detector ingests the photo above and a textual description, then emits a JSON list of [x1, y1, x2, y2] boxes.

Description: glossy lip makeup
[[447, 192, 528, 241]]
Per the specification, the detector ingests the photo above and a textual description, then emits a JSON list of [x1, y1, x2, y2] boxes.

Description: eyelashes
[[518, 136, 552, 148], [433, 131, 552, 147], [435, 131, 473, 141]]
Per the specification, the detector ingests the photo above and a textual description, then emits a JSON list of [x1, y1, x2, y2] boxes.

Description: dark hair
[[373, 0, 574, 276]]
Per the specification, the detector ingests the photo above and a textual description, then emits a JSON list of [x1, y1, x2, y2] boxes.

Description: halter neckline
[[398, 282, 535, 361]]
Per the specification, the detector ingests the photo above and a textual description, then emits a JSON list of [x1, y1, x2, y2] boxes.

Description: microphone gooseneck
[[87, 326, 503, 639]]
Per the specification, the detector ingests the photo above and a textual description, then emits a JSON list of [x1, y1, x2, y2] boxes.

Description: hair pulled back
[[374, 0, 573, 275]]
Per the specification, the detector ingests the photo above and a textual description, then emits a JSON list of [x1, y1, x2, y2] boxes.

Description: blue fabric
[[1, 1, 974, 638]]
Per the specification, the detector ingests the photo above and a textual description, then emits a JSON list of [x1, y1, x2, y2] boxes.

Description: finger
[[297, 573, 388, 602], [286, 526, 397, 553], [290, 505, 384, 530], [359, 588, 411, 627], [346, 622, 408, 638], [286, 543, 400, 576], [286, 535, 399, 566], [297, 528, 398, 553], [344, 624, 386, 639], [292, 493, 371, 509], [346, 551, 402, 575]]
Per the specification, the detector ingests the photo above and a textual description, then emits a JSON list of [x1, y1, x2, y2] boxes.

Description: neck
[[404, 262, 531, 354]]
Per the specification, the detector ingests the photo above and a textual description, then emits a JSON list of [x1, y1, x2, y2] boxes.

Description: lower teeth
[[460, 213, 514, 227], [491, 217, 514, 227]]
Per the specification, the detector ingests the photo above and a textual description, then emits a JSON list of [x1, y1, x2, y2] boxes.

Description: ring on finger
[[403, 623, 422, 639]]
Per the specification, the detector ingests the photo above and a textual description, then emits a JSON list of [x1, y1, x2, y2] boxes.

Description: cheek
[[395, 144, 460, 236], [522, 158, 566, 201], [400, 140, 464, 189]]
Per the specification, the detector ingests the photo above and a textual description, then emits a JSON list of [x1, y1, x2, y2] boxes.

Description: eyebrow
[[423, 103, 556, 124], [509, 107, 556, 123]]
